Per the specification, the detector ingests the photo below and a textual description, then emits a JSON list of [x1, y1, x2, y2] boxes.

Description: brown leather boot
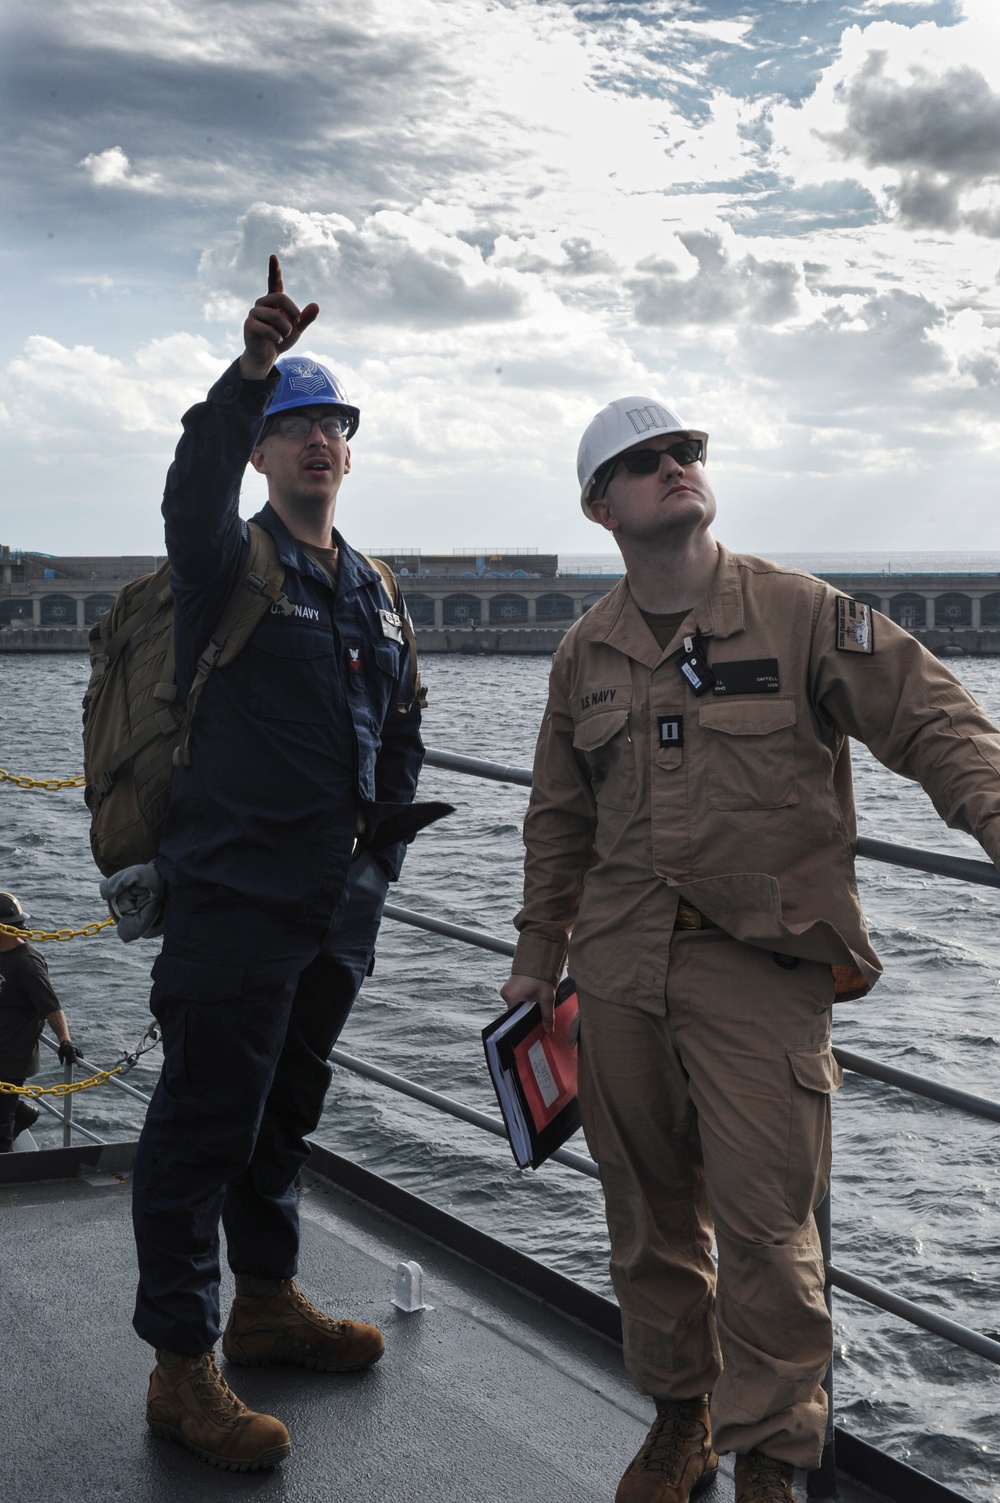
[[146, 1350, 291, 1471], [223, 1276, 385, 1371], [615, 1395, 719, 1502], [734, 1449, 796, 1501]]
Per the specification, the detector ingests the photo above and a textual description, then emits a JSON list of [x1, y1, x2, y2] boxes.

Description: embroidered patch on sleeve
[[836, 597, 874, 654]]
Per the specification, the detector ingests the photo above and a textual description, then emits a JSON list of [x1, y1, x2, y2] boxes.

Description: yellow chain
[[0, 1069, 124, 1098], [0, 767, 86, 791], [0, 918, 115, 942]]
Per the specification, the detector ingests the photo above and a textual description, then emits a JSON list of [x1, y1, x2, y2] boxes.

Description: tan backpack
[[82, 522, 293, 875], [82, 525, 422, 877]]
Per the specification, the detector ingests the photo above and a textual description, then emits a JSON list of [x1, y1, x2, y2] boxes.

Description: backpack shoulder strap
[[174, 522, 293, 766], [360, 552, 426, 711]]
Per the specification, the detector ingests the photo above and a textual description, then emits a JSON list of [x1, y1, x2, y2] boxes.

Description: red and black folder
[[481, 977, 581, 1169]]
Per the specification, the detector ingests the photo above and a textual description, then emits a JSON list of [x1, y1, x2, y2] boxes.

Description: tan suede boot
[[146, 1350, 291, 1471], [734, 1449, 796, 1501], [615, 1395, 719, 1503], [223, 1276, 385, 1371]]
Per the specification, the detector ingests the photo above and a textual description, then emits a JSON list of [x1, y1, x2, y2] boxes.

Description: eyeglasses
[[265, 412, 351, 440], [598, 438, 704, 499]]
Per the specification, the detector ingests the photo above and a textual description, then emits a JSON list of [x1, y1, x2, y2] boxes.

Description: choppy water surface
[[1, 651, 998, 1501]]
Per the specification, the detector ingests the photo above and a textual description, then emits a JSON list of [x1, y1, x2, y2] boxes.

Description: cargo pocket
[[785, 1046, 842, 1221], [700, 699, 798, 810], [572, 704, 637, 812], [151, 954, 246, 1002]]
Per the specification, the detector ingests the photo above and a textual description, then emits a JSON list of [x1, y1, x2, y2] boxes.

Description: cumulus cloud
[[628, 229, 802, 328], [198, 202, 531, 329], [769, 16, 1000, 238], [1, 333, 226, 437], [817, 52, 1000, 232], [5, 0, 1000, 554], [79, 145, 161, 192]]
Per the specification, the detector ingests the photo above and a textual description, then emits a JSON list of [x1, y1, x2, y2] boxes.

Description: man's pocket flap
[[788, 1047, 843, 1094], [699, 700, 796, 736], [572, 705, 631, 752]]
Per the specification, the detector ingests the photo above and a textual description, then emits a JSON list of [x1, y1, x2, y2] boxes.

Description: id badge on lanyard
[[675, 630, 715, 697]]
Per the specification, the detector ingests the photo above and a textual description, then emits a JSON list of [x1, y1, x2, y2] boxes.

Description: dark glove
[[58, 1040, 83, 1066]]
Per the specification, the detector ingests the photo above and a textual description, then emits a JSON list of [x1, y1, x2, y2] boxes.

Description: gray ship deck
[[1, 1143, 954, 1503]]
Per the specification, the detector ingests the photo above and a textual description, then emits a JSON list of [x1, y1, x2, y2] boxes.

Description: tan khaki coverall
[[512, 548, 1000, 1467]]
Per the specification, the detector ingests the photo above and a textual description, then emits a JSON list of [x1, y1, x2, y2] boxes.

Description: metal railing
[[27, 747, 1000, 1423], [404, 750, 1000, 1364]]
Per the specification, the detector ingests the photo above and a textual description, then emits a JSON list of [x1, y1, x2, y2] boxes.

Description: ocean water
[[1, 651, 998, 1501]]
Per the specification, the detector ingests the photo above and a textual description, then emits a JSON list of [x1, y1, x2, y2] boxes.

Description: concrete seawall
[[4, 624, 1000, 657]]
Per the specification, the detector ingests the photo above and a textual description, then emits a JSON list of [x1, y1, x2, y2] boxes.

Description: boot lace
[[631, 1399, 707, 1478], [739, 1450, 794, 1501], [285, 1280, 348, 1334], [192, 1355, 250, 1428]]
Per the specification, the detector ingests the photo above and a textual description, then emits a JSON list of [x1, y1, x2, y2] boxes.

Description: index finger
[[268, 254, 283, 296]]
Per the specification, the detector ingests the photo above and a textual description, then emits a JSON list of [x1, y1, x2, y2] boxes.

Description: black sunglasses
[[599, 438, 704, 499]]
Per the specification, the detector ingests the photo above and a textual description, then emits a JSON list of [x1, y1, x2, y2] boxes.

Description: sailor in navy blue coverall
[[131, 257, 424, 1408]]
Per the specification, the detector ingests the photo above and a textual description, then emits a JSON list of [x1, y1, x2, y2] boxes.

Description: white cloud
[[4, 0, 1000, 555], [198, 203, 533, 329], [628, 227, 803, 328], [769, 12, 1000, 236], [79, 145, 161, 192], [1, 333, 226, 437]]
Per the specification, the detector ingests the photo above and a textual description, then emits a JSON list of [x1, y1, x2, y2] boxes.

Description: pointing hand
[[241, 255, 320, 380]]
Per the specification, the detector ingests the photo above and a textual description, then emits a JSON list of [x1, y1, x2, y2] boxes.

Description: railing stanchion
[[62, 1057, 73, 1148]]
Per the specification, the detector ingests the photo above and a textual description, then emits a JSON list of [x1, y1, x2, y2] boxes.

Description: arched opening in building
[[405, 594, 434, 627], [489, 594, 528, 623], [40, 594, 76, 626], [889, 593, 926, 630], [443, 593, 481, 626], [85, 594, 117, 625], [536, 593, 575, 620], [934, 593, 972, 627], [981, 593, 1000, 628]]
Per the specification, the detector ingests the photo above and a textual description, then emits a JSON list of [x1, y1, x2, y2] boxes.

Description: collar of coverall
[[574, 544, 747, 667], [248, 503, 385, 600]]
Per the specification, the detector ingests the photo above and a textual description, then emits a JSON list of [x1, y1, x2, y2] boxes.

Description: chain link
[[0, 767, 86, 791], [0, 1025, 161, 1099], [0, 918, 115, 942]]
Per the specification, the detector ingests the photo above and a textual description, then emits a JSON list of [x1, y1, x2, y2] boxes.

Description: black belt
[[674, 903, 719, 931]]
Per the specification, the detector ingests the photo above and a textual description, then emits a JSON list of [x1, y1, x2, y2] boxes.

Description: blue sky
[[2, 0, 999, 557]]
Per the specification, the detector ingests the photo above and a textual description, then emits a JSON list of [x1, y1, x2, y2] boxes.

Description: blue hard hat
[[265, 357, 360, 439]]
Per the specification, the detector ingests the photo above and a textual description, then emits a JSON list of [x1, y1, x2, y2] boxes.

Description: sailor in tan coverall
[[501, 397, 1000, 1503]]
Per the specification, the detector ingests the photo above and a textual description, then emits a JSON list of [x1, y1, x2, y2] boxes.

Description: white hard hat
[[577, 396, 709, 518]]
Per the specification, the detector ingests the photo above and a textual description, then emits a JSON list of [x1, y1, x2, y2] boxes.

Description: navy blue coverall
[[131, 362, 424, 1356]]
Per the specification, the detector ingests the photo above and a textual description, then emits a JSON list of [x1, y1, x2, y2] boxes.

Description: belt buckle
[[675, 903, 702, 931]]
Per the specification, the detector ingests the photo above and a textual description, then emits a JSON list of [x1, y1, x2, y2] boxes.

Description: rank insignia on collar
[[836, 597, 874, 654]]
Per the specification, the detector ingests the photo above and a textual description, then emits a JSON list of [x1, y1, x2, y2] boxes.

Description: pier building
[[3, 545, 1000, 654]]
